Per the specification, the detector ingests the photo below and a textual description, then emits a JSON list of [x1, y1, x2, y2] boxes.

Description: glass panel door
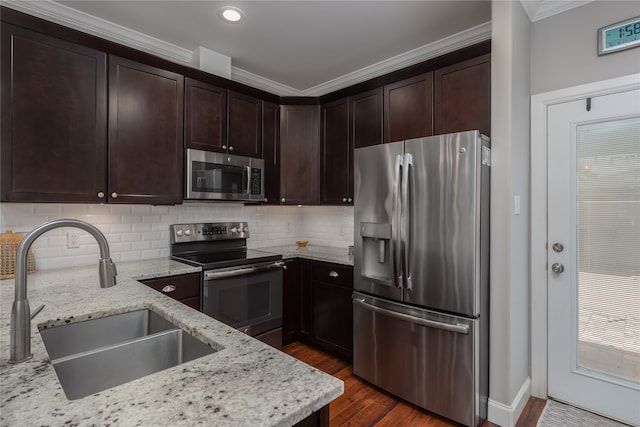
[[576, 117, 640, 383]]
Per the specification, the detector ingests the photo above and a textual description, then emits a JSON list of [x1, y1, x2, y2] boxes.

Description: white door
[[547, 88, 640, 425]]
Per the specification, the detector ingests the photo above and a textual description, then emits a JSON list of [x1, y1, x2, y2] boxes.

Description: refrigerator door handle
[[401, 153, 413, 290], [392, 154, 404, 288], [353, 298, 470, 335]]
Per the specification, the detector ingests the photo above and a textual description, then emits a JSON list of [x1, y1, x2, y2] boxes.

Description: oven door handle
[[204, 261, 285, 280]]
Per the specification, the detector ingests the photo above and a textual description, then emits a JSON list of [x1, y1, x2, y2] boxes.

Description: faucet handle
[[99, 257, 118, 288]]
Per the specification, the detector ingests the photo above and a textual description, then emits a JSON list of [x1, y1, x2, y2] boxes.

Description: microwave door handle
[[245, 166, 251, 195]]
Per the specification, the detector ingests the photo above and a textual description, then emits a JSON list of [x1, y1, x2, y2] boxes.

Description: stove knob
[[243, 227, 249, 233], [230, 227, 238, 234], [184, 229, 192, 236], [176, 229, 183, 237]]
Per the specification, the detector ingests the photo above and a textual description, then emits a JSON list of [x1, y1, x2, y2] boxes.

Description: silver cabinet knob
[[97, 192, 105, 199], [161, 285, 176, 293], [347, 197, 352, 202], [552, 243, 564, 253], [329, 271, 339, 278], [342, 198, 347, 202], [551, 263, 565, 274], [222, 145, 227, 150], [111, 192, 118, 199], [281, 198, 286, 203], [228, 146, 234, 151]]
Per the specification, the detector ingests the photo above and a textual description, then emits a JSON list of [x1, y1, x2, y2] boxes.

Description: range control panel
[[170, 222, 249, 243]]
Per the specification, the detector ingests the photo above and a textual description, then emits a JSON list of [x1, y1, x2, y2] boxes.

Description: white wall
[[531, 1, 640, 95], [488, 1, 531, 426], [0, 202, 354, 271]]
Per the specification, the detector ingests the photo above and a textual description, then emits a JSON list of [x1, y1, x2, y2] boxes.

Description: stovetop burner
[[169, 222, 281, 270]]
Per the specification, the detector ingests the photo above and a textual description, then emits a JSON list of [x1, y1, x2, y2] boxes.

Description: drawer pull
[[161, 285, 176, 293], [329, 271, 339, 278]]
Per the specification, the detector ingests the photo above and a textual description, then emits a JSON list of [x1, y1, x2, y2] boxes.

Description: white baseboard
[[488, 377, 532, 427]]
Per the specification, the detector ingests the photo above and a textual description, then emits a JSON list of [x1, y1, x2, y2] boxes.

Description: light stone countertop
[[259, 245, 353, 266], [0, 258, 343, 427]]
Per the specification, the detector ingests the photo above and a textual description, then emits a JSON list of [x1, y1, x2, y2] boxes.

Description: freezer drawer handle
[[353, 298, 470, 335]]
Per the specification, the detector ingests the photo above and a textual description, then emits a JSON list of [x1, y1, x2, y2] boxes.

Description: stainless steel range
[[170, 222, 284, 349]]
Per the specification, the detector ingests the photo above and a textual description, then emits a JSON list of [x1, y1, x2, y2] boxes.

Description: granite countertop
[[258, 244, 353, 266], [0, 258, 343, 426]]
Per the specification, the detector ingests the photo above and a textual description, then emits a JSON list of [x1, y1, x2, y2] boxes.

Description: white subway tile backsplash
[[0, 202, 354, 271]]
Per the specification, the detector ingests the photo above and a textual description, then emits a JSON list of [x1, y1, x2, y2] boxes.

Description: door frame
[[530, 73, 640, 399]]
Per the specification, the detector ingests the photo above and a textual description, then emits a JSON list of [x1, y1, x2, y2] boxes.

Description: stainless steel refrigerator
[[353, 130, 490, 427]]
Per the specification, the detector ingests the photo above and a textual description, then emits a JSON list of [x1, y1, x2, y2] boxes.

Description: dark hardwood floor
[[284, 342, 546, 427]]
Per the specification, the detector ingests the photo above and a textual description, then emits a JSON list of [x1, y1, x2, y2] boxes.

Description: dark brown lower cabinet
[[139, 272, 201, 310], [283, 258, 353, 361]]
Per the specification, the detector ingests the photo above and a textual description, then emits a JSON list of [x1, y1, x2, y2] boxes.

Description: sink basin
[[39, 309, 216, 400]]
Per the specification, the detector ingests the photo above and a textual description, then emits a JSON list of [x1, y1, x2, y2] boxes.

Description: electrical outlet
[[67, 232, 80, 248]]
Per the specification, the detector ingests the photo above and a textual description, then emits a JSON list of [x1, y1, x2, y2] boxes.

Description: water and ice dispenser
[[359, 222, 392, 284]]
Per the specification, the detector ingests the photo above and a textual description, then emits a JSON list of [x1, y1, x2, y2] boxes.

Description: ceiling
[[4, 1, 591, 96]]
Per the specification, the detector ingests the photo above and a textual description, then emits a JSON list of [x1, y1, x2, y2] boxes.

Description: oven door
[[202, 263, 283, 340], [186, 148, 264, 201]]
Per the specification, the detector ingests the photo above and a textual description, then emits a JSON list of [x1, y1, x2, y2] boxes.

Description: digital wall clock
[[598, 16, 640, 55]]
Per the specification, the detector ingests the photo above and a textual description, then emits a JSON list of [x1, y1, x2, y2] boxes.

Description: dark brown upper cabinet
[[351, 88, 383, 149], [321, 98, 352, 205], [384, 73, 434, 143], [434, 54, 491, 137], [1, 24, 107, 203], [262, 101, 280, 205], [228, 90, 262, 158], [108, 55, 184, 205], [279, 105, 320, 205], [184, 78, 227, 152]]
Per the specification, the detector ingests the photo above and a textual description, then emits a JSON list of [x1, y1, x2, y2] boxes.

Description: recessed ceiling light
[[218, 6, 244, 23]]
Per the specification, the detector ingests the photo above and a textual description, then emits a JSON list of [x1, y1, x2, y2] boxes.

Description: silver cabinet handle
[[111, 192, 118, 199], [342, 198, 347, 202], [97, 192, 105, 199], [347, 197, 352, 202], [161, 285, 176, 293], [281, 197, 286, 203], [329, 271, 339, 278], [551, 263, 565, 274], [552, 243, 564, 253], [222, 145, 227, 150], [228, 146, 234, 151]]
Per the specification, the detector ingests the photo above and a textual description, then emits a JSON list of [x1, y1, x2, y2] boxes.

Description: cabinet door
[[228, 90, 262, 158], [321, 98, 351, 205], [279, 105, 320, 205], [384, 73, 433, 143], [282, 259, 300, 346], [310, 262, 353, 360], [185, 78, 227, 152], [108, 56, 184, 205], [299, 259, 313, 339], [434, 54, 491, 136], [1, 24, 107, 202], [263, 101, 280, 205], [351, 87, 383, 149], [140, 272, 201, 309]]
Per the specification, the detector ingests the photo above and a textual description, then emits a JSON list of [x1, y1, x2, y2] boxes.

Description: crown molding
[[1, 0, 194, 64], [520, 0, 594, 22], [2, 0, 490, 96], [300, 21, 492, 97]]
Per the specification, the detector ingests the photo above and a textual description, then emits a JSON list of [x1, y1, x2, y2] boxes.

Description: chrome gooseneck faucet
[[9, 219, 117, 363]]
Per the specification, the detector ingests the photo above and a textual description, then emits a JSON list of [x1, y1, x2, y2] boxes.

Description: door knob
[[552, 243, 564, 253], [551, 263, 565, 274]]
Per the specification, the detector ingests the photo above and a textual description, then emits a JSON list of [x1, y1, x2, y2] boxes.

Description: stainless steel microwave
[[185, 148, 264, 201]]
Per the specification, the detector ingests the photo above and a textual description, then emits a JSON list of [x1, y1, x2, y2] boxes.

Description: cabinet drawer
[[311, 262, 353, 287], [141, 272, 200, 301]]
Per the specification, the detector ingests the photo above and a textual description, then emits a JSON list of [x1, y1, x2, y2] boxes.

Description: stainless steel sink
[[39, 309, 216, 400]]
